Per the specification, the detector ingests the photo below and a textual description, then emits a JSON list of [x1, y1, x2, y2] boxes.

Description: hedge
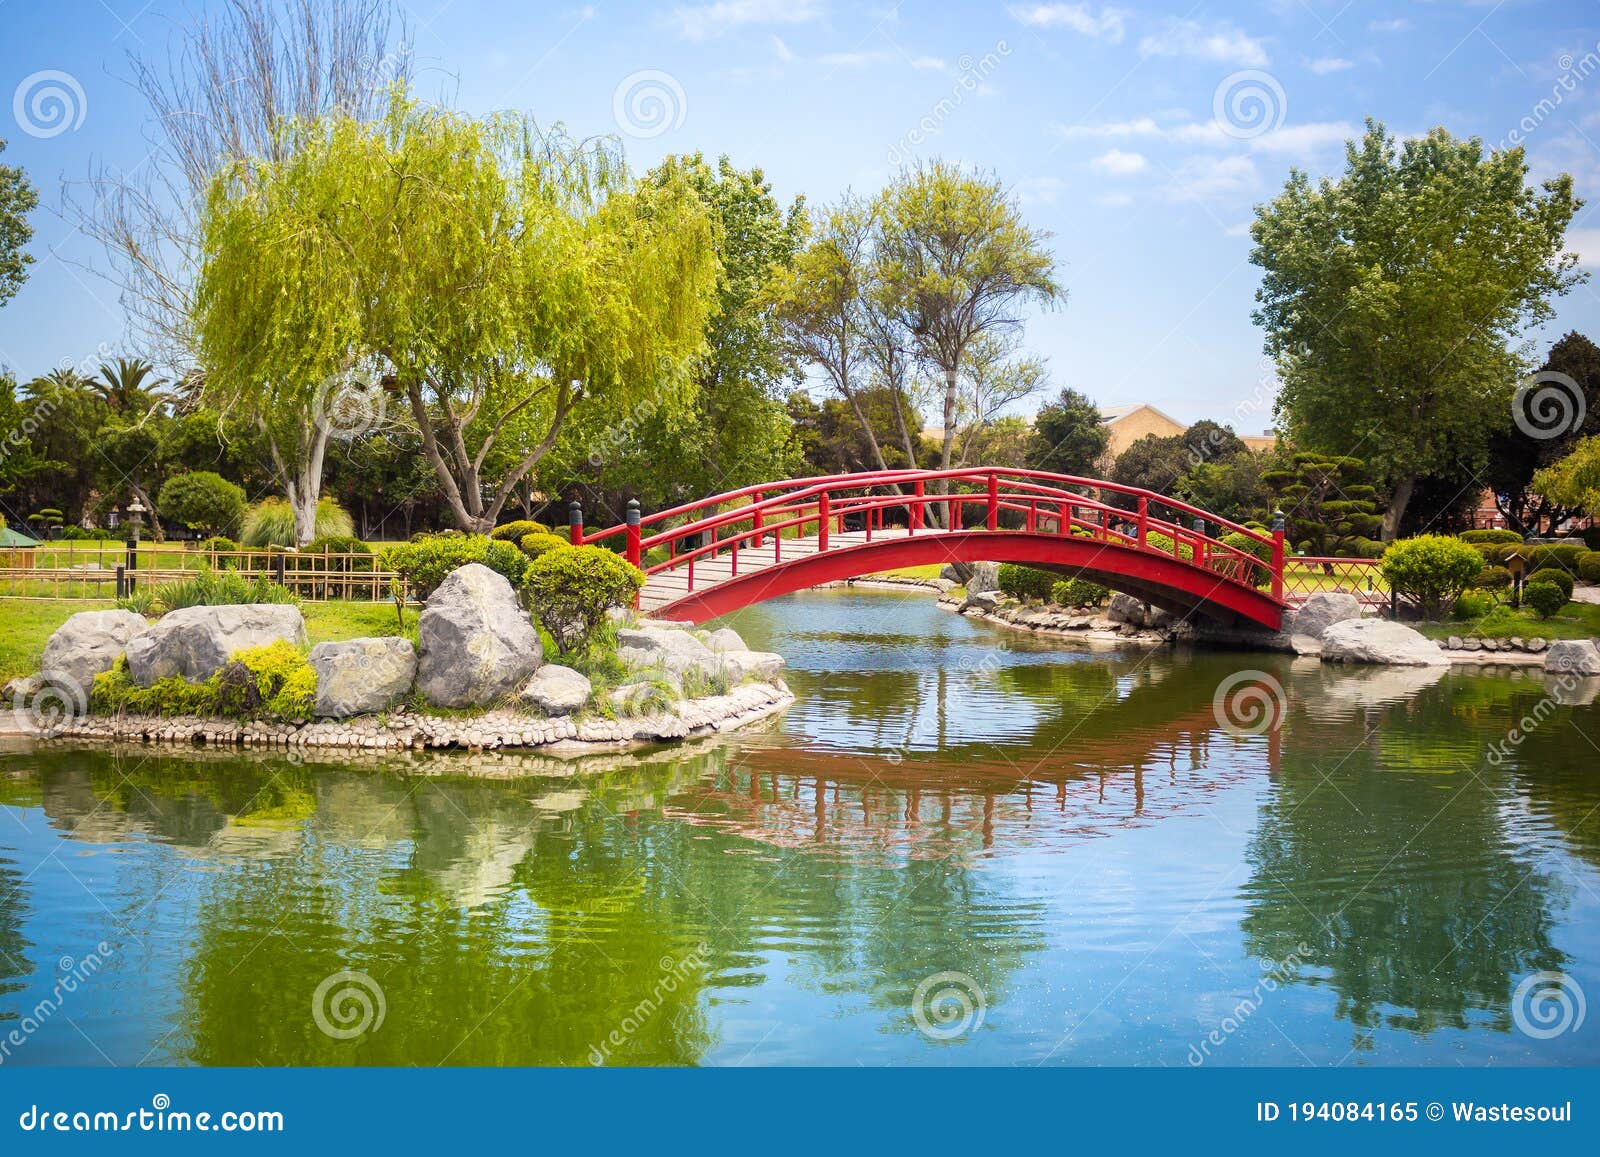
[[1457, 529, 1523, 545], [998, 564, 1056, 600], [380, 534, 528, 598], [1527, 567, 1575, 601]]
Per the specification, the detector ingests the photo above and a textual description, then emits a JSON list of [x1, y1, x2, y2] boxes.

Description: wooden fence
[[0, 545, 398, 601]]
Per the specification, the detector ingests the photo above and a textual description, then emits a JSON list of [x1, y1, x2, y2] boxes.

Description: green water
[[2, 589, 1598, 1066]]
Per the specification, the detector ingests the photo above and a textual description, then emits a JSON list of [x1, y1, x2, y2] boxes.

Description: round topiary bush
[[519, 532, 571, 560], [1051, 577, 1108, 607], [1218, 531, 1273, 587], [1452, 590, 1497, 620], [1579, 551, 1600, 583], [380, 533, 529, 598], [1527, 567, 1575, 601], [520, 544, 645, 654], [1518, 543, 1587, 573], [1523, 581, 1567, 620], [303, 535, 373, 573], [490, 519, 550, 543], [1476, 564, 1514, 591], [1380, 535, 1484, 619], [998, 563, 1056, 600], [198, 536, 239, 553], [1458, 528, 1523, 545], [157, 471, 247, 539]]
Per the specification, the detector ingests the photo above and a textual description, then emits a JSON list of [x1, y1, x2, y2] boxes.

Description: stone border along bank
[[939, 563, 1600, 675], [7, 562, 797, 755]]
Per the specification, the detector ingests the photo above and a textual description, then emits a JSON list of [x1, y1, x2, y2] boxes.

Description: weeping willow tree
[[195, 93, 719, 538]]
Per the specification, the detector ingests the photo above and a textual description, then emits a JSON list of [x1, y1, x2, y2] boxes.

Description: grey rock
[[1544, 639, 1600, 676], [519, 664, 592, 715], [4, 675, 42, 703], [1288, 634, 1323, 656], [617, 627, 719, 677], [125, 604, 306, 687], [1462, 637, 1482, 651], [1107, 592, 1145, 626], [1447, 636, 1463, 651], [416, 564, 543, 707], [41, 609, 149, 693], [963, 590, 1002, 613], [1320, 618, 1448, 667], [720, 650, 786, 683], [309, 637, 416, 718], [704, 627, 748, 653], [1286, 592, 1362, 641], [964, 562, 1001, 594], [1527, 637, 1549, 652]]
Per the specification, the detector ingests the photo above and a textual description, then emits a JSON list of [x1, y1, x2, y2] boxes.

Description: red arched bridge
[[577, 468, 1303, 630]]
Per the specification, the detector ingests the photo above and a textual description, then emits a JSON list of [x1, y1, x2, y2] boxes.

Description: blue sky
[[3, 0, 1600, 431]]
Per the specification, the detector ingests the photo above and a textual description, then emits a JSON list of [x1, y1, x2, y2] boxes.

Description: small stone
[[520, 664, 592, 715]]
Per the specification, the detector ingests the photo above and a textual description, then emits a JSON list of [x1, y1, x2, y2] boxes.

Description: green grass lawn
[[866, 563, 946, 580], [0, 598, 417, 684], [1414, 600, 1600, 642]]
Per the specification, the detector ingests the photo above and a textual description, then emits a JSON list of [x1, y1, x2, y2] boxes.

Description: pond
[[2, 589, 1598, 1066]]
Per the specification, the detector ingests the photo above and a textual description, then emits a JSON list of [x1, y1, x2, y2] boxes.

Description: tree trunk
[[1381, 475, 1416, 541]]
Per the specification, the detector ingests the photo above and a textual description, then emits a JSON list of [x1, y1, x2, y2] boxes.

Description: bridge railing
[[578, 468, 1288, 603]]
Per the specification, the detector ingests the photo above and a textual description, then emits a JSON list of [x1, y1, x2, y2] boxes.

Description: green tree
[[1251, 121, 1584, 538], [1532, 433, 1600, 514], [0, 138, 37, 311], [873, 161, 1060, 502], [158, 470, 247, 538], [1262, 452, 1383, 556], [1026, 386, 1109, 477], [94, 357, 169, 416], [1484, 331, 1600, 534]]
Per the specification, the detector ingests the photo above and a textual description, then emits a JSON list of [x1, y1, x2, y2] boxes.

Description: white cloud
[[771, 34, 795, 61], [1094, 192, 1133, 207], [1369, 18, 1409, 33], [1166, 154, 1258, 201], [1008, 3, 1127, 43], [1091, 148, 1149, 175], [1139, 18, 1269, 67], [671, 0, 823, 41], [910, 55, 948, 71], [1016, 176, 1067, 205], [1052, 116, 1163, 139], [1307, 56, 1353, 75], [1055, 114, 1356, 159]]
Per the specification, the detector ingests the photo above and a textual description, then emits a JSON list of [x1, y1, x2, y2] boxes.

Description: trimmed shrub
[[1380, 535, 1484, 619], [1582, 526, 1600, 552], [520, 545, 645, 654], [1473, 543, 1516, 566], [519, 532, 571, 560], [1579, 551, 1600, 583], [1458, 528, 1522, 545], [1143, 530, 1195, 561], [490, 520, 550, 543], [301, 535, 373, 573], [1452, 590, 1497, 620], [198, 536, 239, 553], [1528, 567, 1575, 601], [158, 471, 247, 539], [90, 643, 316, 722], [1517, 543, 1587, 573], [61, 526, 118, 540], [380, 533, 528, 598], [998, 564, 1057, 600], [1476, 564, 1514, 591], [1218, 530, 1272, 587], [240, 496, 355, 548], [1051, 578, 1108, 607], [1523, 581, 1567, 620]]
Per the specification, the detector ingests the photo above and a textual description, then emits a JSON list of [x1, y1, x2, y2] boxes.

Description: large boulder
[[616, 626, 720, 677], [309, 637, 416, 718], [416, 563, 543, 707], [720, 650, 786, 683], [41, 609, 149, 693], [1106, 592, 1146, 627], [125, 604, 306, 687], [964, 562, 1001, 594], [962, 590, 1002, 614], [520, 664, 592, 715], [704, 627, 748, 653], [1285, 592, 1362, 641], [1320, 618, 1448, 667], [1544, 639, 1600, 676]]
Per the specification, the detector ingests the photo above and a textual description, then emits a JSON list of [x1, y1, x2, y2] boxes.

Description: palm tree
[[95, 357, 169, 417]]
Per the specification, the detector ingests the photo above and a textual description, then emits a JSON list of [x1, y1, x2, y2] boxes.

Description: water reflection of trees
[[1242, 675, 1568, 1044]]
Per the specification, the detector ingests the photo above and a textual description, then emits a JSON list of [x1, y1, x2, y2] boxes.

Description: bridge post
[[752, 502, 764, 548], [911, 479, 923, 533], [567, 499, 583, 546], [1271, 509, 1286, 602], [986, 473, 999, 531], [1192, 516, 1207, 566], [625, 499, 641, 569], [1136, 497, 1148, 547], [818, 492, 830, 551]]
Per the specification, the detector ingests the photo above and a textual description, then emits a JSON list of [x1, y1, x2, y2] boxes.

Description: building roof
[[0, 527, 40, 548], [1099, 402, 1186, 429]]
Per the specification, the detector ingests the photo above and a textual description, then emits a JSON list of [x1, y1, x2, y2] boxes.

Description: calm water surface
[[3, 589, 1599, 1066]]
